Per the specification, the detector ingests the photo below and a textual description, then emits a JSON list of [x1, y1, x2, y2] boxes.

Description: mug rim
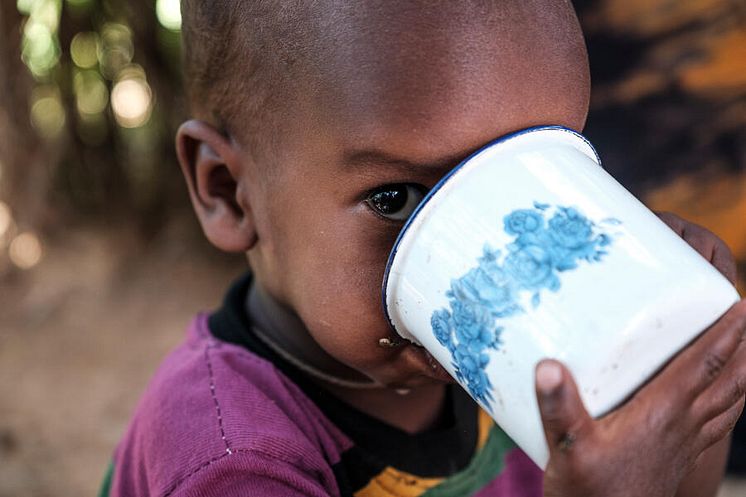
[[380, 125, 601, 338]]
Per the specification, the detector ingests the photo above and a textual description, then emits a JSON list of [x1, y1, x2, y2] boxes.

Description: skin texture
[[174, 1, 745, 496]]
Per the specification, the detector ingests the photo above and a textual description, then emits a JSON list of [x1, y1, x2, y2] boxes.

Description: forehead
[[303, 1, 589, 163]]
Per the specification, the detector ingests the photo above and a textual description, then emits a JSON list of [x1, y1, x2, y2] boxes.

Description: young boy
[[102, 1, 746, 496]]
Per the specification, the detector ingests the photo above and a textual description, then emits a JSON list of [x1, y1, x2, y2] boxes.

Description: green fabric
[[420, 426, 516, 497], [97, 461, 114, 497]]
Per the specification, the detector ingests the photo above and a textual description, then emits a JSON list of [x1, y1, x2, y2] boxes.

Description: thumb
[[535, 359, 593, 454]]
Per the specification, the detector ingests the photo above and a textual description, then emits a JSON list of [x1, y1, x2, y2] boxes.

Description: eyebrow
[[342, 148, 470, 175]]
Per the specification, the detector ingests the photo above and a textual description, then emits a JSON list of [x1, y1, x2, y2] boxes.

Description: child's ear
[[176, 120, 258, 252]]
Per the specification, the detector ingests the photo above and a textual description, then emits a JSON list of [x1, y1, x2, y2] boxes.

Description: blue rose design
[[450, 299, 489, 329], [463, 367, 491, 404], [449, 265, 518, 318], [453, 345, 492, 403], [465, 325, 496, 353], [450, 300, 492, 346], [431, 309, 453, 348], [429, 202, 620, 411], [548, 207, 593, 249], [504, 209, 544, 236], [504, 244, 559, 291]]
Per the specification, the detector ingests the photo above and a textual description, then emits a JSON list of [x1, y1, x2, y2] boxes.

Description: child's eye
[[365, 184, 426, 221]]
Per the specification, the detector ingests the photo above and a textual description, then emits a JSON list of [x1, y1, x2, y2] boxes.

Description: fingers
[[656, 211, 686, 234], [697, 396, 744, 453], [687, 222, 738, 284], [711, 241, 738, 285], [694, 333, 746, 423], [689, 301, 746, 394], [656, 211, 737, 284], [535, 359, 593, 454], [653, 300, 746, 405]]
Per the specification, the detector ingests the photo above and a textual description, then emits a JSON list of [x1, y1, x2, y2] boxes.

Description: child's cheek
[[292, 221, 400, 365]]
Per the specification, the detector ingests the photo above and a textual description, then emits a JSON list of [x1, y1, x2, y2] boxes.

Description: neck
[[247, 282, 376, 384], [246, 281, 449, 433]]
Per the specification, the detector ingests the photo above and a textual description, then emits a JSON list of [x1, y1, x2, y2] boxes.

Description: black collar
[[208, 273, 479, 477]]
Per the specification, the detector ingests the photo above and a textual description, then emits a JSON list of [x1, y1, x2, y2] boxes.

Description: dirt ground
[[0, 222, 744, 497], [0, 220, 243, 496]]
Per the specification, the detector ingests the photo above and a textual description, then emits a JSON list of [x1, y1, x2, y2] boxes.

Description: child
[[102, 1, 745, 496]]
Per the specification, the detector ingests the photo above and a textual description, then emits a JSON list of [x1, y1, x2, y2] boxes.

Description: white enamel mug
[[381, 126, 740, 468]]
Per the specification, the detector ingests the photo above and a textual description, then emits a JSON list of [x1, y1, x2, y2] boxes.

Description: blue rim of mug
[[380, 125, 601, 338]]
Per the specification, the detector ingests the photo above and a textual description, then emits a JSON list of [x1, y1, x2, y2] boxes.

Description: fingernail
[[536, 361, 563, 395]]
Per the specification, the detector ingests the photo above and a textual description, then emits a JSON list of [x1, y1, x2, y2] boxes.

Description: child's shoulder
[[108, 314, 350, 497]]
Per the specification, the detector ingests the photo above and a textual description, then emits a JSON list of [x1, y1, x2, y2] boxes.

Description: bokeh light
[[156, 0, 181, 31], [22, 20, 60, 77], [74, 70, 109, 115], [0, 202, 12, 240], [33, 0, 60, 30], [16, 0, 35, 15], [111, 78, 153, 128], [116, 63, 146, 81], [9, 231, 43, 269], [99, 23, 134, 80], [70, 31, 100, 69], [18, 0, 63, 78], [30, 86, 65, 138]]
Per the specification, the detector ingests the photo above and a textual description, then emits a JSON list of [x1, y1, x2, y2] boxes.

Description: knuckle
[[556, 432, 577, 453], [647, 398, 681, 433], [549, 420, 594, 458], [703, 352, 727, 381]]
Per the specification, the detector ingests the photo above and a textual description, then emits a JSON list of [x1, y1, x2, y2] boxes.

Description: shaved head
[[177, 0, 592, 390], [181, 0, 589, 160]]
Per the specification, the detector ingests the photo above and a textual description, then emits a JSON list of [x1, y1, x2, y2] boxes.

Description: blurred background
[[0, 0, 743, 495]]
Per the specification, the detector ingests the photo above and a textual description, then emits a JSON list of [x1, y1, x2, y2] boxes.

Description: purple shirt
[[106, 313, 543, 496]]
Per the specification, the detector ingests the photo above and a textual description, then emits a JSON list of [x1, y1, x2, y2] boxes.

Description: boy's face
[[188, 1, 590, 388]]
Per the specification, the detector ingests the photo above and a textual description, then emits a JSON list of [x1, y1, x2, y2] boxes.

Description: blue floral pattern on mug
[[430, 202, 621, 408]]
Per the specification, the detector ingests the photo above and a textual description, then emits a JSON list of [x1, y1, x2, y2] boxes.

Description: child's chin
[[400, 344, 456, 384]]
